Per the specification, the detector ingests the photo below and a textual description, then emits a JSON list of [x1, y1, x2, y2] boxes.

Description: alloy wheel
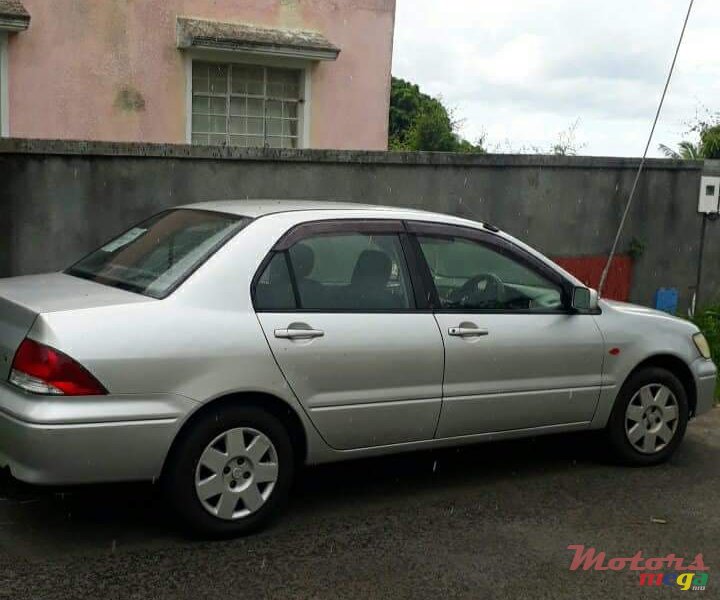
[[195, 427, 279, 520], [624, 384, 679, 455]]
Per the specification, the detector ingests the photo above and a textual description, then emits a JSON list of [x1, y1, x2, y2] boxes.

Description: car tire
[[605, 367, 689, 466], [162, 405, 294, 538]]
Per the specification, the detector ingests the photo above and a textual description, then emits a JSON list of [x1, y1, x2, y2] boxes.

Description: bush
[[691, 305, 720, 400]]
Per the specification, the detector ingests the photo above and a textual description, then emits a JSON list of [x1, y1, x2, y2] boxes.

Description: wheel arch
[[161, 391, 309, 477], [624, 354, 697, 416]]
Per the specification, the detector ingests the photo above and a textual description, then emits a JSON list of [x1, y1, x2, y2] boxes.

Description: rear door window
[[254, 253, 297, 310], [254, 232, 414, 311], [67, 209, 250, 298]]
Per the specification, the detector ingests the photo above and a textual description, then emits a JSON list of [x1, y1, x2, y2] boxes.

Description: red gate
[[552, 255, 633, 302]]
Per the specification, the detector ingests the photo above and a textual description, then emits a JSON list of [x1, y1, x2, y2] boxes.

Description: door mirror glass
[[572, 286, 599, 312]]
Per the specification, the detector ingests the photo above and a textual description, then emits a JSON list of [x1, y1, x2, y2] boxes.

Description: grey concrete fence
[[1, 138, 716, 312]]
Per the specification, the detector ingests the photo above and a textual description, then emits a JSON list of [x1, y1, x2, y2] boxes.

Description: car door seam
[[251, 312, 334, 447], [589, 313, 609, 423], [431, 312, 447, 439]]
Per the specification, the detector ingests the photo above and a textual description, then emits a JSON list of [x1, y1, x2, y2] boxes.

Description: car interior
[[255, 239, 411, 310], [255, 234, 564, 312]]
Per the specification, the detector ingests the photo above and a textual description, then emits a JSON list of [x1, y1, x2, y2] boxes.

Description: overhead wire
[[598, 0, 695, 296]]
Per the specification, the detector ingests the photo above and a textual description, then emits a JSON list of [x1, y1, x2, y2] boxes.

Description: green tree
[[405, 102, 458, 152], [659, 109, 720, 159], [700, 125, 720, 159], [389, 77, 484, 153], [658, 141, 702, 160]]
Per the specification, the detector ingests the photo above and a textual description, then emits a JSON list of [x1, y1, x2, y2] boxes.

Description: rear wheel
[[606, 367, 689, 466], [163, 405, 294, 537]]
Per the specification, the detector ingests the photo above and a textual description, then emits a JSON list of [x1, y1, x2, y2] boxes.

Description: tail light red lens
[[9, 339, 108, 396]]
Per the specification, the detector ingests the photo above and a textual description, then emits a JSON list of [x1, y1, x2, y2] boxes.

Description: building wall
[[0, 139, 713, 314], [6, 0, 395, 149]]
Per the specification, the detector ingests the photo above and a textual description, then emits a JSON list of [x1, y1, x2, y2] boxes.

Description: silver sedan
[[0, 201, 716, 536]]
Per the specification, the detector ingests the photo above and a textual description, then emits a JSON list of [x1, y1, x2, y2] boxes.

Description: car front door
[[407, 221, 604, 438], [253, 219, 445, 450]]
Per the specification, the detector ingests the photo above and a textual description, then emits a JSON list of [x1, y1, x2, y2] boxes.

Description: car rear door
[[406, 221, 604, 438], [253, 219, 445, 450]]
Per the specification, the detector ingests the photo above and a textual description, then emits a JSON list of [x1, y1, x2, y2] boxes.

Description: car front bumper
[[693, 357, 717, 417], [0, 382, 198, 485]]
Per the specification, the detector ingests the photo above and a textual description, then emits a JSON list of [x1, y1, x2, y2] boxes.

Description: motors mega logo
[[567, 545, 709, 591]]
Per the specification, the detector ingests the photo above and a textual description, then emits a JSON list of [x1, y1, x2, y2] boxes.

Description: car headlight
[[693, 333, 712, 359]]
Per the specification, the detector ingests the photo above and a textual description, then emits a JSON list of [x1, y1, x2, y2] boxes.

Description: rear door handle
[[448, 327, 489, 337], [274, 328, 325, 340]]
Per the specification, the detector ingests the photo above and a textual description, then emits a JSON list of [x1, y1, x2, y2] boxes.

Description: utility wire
[[598, 0, 695, 296]]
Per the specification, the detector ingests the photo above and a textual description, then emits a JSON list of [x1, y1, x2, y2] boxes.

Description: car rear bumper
[[692, 357, 717, 417], [0, 382, 198, 485]]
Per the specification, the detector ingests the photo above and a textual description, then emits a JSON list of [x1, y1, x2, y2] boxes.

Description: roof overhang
[[0, 0, 30, 32], [176, 17, 340, 61]]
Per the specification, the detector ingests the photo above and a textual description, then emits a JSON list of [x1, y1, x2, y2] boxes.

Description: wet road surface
[[0, 410, 718, 599]]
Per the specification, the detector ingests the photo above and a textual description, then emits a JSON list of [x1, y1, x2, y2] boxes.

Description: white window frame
[[0, 32, 9, 137], [184, 51, 312, 149]]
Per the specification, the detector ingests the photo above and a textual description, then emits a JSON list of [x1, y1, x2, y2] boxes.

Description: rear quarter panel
[[26, 214, 336, 462]]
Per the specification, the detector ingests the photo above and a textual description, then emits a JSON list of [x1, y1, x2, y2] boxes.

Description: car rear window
[[66, 209, 251, 298]]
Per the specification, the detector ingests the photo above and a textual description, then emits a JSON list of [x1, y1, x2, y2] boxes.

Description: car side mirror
[[571, 286, 599, 312]]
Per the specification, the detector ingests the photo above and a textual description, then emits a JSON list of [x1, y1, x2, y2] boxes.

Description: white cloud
[[393, 0, 719, 156]]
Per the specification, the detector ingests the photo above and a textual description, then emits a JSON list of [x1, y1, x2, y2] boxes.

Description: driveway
[[0, 409, 718, 599]]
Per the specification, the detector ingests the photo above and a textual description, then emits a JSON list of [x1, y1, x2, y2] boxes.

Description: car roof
[[179, 199, 481, 225], [177, 199, 584, 287]]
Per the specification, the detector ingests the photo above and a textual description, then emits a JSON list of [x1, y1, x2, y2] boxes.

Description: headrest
[[351, 249, 392, 286]]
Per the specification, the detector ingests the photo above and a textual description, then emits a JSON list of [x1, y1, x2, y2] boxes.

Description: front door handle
[[448, 327, 489, 337], [274, 328, 325, 340]]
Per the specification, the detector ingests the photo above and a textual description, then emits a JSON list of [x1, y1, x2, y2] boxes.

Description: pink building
[[0, 0, 396, 150]]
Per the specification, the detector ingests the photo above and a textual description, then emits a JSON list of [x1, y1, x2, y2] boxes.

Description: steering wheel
[[448, 273, 505, 309]]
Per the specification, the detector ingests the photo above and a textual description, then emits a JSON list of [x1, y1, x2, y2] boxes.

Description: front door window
[[417, 235, 563, 312]]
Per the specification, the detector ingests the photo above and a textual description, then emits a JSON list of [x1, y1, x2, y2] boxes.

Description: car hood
[[601, 299, 697, 333]]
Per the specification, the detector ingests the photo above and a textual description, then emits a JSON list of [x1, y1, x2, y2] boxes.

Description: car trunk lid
[[0, 295, 37, 381], [0, 273, 151, 380]]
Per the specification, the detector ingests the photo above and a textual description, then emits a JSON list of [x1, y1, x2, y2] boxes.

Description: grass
[[691, 305, 720, 401]]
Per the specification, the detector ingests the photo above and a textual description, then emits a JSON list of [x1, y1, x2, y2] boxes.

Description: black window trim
[[405, 220, 576, 315], [251, 218, 431, 313], [283, 250, 303, 309], [272, 219, 406, 251]]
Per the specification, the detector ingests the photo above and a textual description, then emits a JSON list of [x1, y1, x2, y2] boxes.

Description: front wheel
[[605, 367, 689, 466], [163, 405, 294, 537]]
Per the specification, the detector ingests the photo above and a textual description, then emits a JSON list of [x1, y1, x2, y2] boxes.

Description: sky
[[392, 0, 718, 157]]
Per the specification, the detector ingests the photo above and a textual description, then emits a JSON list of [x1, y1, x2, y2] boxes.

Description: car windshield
[[66, 209, 250, 298]]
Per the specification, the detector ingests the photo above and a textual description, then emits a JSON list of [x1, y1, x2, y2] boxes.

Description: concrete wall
[[6, 0, 395, 150], [0, 138, 715, 312]]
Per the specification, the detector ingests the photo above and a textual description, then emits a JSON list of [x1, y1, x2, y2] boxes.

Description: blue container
[[654, 288, 679, 314]]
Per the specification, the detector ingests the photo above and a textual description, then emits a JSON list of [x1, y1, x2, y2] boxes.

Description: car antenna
[[457, 198, 500, 233], [597, 0, 694, 297]]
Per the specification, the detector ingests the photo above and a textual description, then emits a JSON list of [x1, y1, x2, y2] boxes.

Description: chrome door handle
[[274, 328, 325, 340], [448, 327, 489, 337]]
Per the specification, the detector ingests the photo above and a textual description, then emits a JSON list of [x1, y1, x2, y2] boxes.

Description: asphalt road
[[0, 410, 718, 599]]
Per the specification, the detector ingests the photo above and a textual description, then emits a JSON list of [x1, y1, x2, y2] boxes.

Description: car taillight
[[9, 339, 107, 396]]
